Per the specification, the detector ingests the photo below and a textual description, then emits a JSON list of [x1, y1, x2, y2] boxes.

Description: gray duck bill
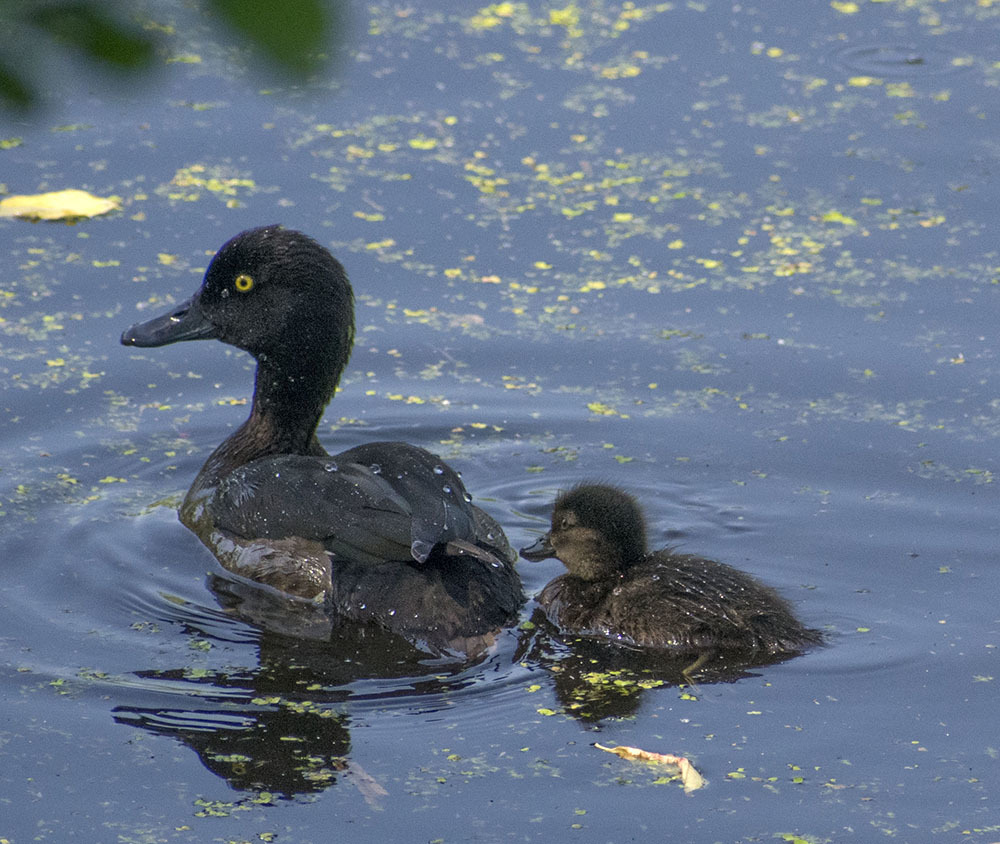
[[121, 295, 218, 347]]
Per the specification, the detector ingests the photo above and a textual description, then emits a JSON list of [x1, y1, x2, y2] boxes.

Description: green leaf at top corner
[[207, 0, 338, 76]]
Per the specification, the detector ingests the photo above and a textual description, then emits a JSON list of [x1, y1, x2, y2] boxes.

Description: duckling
[[122, 226, 522, 648], [520, 483, 820, 658]]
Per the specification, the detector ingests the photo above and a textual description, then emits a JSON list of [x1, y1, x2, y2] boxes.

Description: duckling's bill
[[519, 534, 555, 561]]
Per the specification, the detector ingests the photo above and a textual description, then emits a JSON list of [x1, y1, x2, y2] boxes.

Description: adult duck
[[122, 226, 523, 649], [521, 483, 819, 665]]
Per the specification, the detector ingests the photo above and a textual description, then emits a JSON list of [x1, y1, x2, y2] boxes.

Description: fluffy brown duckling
[[520, 483, 820, 659]]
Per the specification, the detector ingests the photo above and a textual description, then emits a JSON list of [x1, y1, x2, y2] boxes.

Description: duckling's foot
[[680, 649, 716, 690]]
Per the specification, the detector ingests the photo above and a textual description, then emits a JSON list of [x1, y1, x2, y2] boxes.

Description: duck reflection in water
[[113, 600, 490, 802], [122, 226, 523, 655]]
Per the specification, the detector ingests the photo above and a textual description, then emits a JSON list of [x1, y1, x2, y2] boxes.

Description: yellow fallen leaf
[[0, 189, 120, 221], [587, 401, 619, 416], [594, 743, 705, 792], [343, 760, 388, 808]]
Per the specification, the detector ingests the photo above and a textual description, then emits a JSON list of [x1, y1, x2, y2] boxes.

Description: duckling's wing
[[635, 555, 758, 631], [336, 442, 485, 560], [643, 553, 814, 652], [211, 455, 415, 565]]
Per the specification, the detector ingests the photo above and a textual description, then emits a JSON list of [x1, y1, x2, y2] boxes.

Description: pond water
[[3, 0, 1000, 841]]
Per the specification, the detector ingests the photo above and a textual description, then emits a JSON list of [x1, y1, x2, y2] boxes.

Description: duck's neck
[[188, 356, 337, 496]]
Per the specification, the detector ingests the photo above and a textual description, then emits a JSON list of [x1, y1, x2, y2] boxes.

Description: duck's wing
[[335, 442, 494, 562], [210, 445, 508, 567], [211, 455, 415, 565], [470, 504, 516, 564]]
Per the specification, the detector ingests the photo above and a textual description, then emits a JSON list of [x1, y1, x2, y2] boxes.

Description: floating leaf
[[821, 210, 856, 226], [587, 401, 619, 416], [0, 189, 120, 220], [344, 760, 388, 808], [594, 743, 705, 792]]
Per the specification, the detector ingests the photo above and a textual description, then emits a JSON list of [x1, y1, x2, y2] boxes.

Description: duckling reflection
[[521, 483, 820, 674], [121, 226, 523, 652], [517, 608, 810, 722]]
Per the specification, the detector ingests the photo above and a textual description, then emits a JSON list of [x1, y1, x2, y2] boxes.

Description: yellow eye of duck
[[234, 273, 254, 292]]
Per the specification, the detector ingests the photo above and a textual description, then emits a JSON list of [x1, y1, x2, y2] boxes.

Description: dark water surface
[[3, 1, 1000, 841]]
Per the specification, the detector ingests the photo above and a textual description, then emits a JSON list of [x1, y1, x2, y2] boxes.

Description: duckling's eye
[[234, 273, 254, 293], [559, 517, 570, 530]]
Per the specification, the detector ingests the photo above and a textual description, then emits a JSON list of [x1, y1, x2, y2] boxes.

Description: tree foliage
[[0, 0, 339, 110]]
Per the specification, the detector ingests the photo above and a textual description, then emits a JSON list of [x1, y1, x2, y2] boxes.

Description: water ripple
[[831, 43, 970, 77]]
